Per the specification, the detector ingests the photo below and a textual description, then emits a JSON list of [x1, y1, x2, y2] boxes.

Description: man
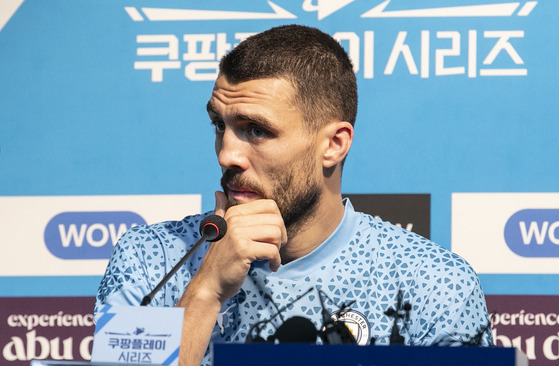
[[95, 25, 492, 366]]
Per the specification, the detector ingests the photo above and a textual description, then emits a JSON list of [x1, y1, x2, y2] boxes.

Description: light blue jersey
[[96, 199, 492, 365]]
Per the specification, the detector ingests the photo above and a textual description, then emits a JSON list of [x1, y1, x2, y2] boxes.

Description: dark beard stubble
[[220, 161, 321, 237]]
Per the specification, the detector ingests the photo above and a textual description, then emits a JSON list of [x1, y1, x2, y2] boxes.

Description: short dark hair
[[219, 24, 357, 131]]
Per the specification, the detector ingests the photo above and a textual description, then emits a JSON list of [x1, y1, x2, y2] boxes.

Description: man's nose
[[216, 129, 249, 172]]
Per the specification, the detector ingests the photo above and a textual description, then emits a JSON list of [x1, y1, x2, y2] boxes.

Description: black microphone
[[318, 290, 356, 345], [246, 288, 314, 343], [199, 214, 227, 242], [269, 316, 318, 343], [140, 215, 227, 306]]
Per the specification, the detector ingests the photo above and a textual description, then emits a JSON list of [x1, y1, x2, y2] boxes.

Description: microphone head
[[199, 215, 227, 242], [200, 215, 227, 241], [270, 316, 318, 344]]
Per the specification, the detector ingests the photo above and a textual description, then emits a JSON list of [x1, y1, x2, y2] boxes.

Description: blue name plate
[[212, 343, 528, 366], [92, 305, 184, 366]]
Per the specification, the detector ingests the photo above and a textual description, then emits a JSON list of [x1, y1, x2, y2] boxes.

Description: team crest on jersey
[[331, 310, 370, 345]]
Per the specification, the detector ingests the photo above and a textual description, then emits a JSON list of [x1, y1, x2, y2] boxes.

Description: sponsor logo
[[487, 295, 559, 365], [0, 297, 95, 363], [0, 195, 200, 276], [127, 1, 537, 82], [330, 310, 370, 345], [504, 209, 559, 257], [452, 193, 559, 274], [44, 211, 146, 259]]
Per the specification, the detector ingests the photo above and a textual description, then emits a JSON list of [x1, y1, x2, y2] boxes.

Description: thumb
[[214, 191, 228, 217]]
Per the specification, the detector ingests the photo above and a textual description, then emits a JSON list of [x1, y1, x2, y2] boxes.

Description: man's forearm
[[176, 282, 223, 366]]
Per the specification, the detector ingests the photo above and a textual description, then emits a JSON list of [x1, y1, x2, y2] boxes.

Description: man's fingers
[[256, 245, 282, 272], [211, 196, 286, 274], [226, 213, 287, 245], [236, 238, 281, 272], [214, 191, 228, 217], [226, 224, 284, 249]]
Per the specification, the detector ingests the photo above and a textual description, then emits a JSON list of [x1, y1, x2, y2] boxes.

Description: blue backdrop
[[1, 0, 558, 297]]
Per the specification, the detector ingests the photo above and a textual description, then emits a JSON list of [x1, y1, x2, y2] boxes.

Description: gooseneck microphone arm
[[140, 215, 227, 306], [140, 234, 207, 306]]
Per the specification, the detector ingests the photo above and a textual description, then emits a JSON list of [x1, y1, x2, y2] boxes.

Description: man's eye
[[213, 121, 225, 132], [248, 126, 267, 138]]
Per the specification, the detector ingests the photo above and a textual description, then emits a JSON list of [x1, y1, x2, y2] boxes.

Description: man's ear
[[321, 121, 354, 169]]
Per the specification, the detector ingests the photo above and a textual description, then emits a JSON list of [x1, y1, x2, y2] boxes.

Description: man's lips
[[227, 186, 260, 200]]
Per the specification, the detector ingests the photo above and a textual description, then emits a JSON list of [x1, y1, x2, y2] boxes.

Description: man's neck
[[279, 195, 345, 264]]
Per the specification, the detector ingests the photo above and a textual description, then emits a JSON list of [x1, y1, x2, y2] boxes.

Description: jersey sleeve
[[94, 224, 161, 321]]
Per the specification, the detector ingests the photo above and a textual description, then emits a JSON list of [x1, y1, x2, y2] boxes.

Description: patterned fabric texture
[[95, 199, 493, 366]]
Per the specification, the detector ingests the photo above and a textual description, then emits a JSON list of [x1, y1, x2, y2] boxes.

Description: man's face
[[207, 76, 323, 231]]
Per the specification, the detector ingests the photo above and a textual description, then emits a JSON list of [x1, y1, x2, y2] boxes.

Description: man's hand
[[192, 191, 287, 304], [177, 191, 287, 366]]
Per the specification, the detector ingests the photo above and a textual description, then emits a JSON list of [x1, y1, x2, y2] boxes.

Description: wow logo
[[504, 209, 559, 257], [44, 211, 146, 259]]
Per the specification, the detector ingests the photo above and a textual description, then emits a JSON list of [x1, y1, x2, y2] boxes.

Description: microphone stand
[[140, 214, 227, 306], [384, 290, 411, 345], [141, 233, 210, 306]]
